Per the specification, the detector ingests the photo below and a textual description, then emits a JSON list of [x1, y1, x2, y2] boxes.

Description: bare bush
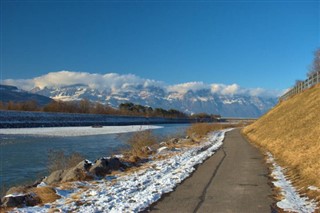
[[47, 150, 84, 173], [126, 130, 158, 158]]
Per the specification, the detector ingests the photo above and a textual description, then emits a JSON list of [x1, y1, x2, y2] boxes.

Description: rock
[[61, 160, 93, 182], [89, 158, 110, 177], [1, 194, 26, 208], [32, 177, 46, 187], [5, 186, 28, 196], [1, 193, 40, 208], [44, 170, 64, 185], [108, 158, 122, 171], [44, 160, 93, 184], [168, 138, 179, 144]]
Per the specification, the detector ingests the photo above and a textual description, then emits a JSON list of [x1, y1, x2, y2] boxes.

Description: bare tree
[[308, 48, 320, 77]]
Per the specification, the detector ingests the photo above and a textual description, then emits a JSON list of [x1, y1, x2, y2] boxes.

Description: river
[[0, 124, 189, 189]]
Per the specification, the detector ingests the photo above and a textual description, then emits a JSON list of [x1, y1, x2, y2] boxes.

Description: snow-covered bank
[[267, 153, 318, 213], [12, 129, 231, 212], [0, 125, 163, 137]]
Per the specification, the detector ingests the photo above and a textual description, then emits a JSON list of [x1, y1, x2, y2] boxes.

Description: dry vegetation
[[122, 130, 158, 161], [186, 122, 245, 140], [47, 150, 84, 173], [242, 84, 320, 202]]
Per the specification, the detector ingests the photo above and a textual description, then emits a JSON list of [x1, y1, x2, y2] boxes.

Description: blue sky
[[1, 1, 319, 90]]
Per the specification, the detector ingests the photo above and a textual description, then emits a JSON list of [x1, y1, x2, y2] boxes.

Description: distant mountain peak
[[29, 84, 277, 117]]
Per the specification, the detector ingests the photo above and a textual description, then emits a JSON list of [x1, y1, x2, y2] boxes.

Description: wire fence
[[279, 71, 320, 101]]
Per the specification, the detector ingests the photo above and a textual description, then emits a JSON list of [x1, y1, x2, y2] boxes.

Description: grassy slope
[[242, 84, 320, 200]]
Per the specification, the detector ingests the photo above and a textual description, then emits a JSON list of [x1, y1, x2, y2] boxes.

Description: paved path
[[147, 129, 273, 213]]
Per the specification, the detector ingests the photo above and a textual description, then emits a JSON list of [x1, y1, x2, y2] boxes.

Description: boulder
[[32, 177, 46, 187], [61, 160, 93, 182], [108, 158, 122, 171], [89, 157, 126, 177], [44, 170, 64, 185], [1, 193, 40, 208], [44, 160, 93, 184], [89, 158, 110, 177]]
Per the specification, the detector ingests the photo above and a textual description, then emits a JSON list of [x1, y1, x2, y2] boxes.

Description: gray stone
[[89, 158, 110, 177], [108, 158, 122, 171], [44, 170, 64, 185], [1, 193, 40, 208], [61, 160, 93, 182], [44, 160, 93, 184]]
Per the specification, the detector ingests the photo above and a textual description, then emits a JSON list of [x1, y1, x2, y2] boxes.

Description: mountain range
[[29, 83, 277, 117], [2, 71, 280, 117]]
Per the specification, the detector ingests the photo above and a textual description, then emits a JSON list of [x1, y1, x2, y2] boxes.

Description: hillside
[[0, 85, 52, 106], [243, 84, 320, 201]]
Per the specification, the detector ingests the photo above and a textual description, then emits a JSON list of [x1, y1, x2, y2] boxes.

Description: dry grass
[[30, 187, 61, 204], [124, 130, 158, 159], [186, 123, 243, 140], [47, 150, 85, 173], [242, 84, 320, 202]]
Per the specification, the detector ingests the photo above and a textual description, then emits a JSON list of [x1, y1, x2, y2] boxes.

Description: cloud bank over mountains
[[3, 71, 282, 97]]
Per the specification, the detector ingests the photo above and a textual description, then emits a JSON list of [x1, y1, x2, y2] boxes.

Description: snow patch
[[308, 186, 320, 192], [267, 152, 318, 213]]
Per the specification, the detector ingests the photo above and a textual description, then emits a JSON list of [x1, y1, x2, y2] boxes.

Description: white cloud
[[2, 70, 282, 97], [1, 79, 35, 91], [167, 82, 210, 94]]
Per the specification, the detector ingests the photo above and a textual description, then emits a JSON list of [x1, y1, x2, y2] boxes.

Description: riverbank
[[0, 110, 194, 128], [0, 128, 232, 212], [0, 124, 190, 191]]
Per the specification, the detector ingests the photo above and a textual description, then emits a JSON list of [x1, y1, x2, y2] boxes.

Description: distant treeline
[[0, 99, 221, 121]]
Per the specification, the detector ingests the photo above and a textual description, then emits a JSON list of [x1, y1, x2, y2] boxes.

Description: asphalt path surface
[[147, 129, 274, 213]]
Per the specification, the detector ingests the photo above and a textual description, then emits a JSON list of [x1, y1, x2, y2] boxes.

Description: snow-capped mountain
[[31, 84, 277, 117]]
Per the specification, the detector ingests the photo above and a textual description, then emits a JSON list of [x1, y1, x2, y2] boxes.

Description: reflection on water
[[0, 124, 189, 188]]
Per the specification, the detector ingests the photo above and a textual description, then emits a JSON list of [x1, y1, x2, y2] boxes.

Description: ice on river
[[0, 125, 163, 137]]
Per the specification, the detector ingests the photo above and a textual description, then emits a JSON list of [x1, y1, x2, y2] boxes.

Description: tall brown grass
[[47, 150, 84, 173], [242, 84, 320, 202], [187, 123, 243, 140], [126, 130, 158, 158]]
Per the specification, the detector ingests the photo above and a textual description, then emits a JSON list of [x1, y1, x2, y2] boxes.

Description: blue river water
[[0, 124, 189, 189]]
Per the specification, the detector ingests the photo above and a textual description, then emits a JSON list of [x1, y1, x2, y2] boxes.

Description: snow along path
[[13, 129, 232, 213], [0, 125, 163, 137], [267, 153, 318, 213]]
